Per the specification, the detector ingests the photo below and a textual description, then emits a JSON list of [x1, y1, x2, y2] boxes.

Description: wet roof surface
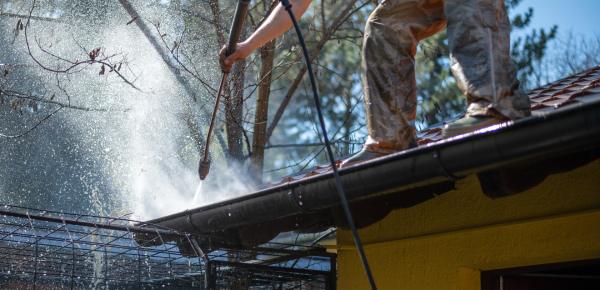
[[269, 65, 600, 186]]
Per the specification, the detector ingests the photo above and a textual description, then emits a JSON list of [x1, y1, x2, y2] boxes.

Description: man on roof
[[220, 0, 531, 165]]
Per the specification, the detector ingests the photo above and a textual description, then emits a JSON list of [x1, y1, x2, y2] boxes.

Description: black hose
[[279, 1, 378, 289]]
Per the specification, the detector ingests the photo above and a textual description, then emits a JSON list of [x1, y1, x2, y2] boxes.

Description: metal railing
[[0, 203, 335, 289]]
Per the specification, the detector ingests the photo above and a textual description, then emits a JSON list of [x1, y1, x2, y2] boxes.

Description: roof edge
[[140, 99, 600, 246]]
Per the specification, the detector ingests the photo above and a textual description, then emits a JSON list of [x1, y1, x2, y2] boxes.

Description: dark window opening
[[482, 259, 600, 290]]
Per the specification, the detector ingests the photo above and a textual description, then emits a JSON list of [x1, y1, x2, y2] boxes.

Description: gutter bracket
[[433, 151, 461, 182], [186, 211, 203, 234]]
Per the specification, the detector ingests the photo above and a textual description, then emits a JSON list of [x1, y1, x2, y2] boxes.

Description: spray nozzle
[[198, 160, 211, 181]]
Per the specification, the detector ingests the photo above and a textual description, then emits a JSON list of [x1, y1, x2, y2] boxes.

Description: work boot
[[340, 148, 387, 168], [340, 139, 417, 168], [442, 115, 507, 138]]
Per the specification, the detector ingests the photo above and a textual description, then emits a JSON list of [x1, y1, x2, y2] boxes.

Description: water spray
[[199, 0, 250, 180]]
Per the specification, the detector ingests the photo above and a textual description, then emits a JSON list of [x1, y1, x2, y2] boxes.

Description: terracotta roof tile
[[265, 66, 600, 187]]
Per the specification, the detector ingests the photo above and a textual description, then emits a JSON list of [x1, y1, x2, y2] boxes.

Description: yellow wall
[[337, 160, 600, 290]]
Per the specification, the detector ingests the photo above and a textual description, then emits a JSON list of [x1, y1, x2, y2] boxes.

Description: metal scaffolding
[[0, 204, 336, 289]]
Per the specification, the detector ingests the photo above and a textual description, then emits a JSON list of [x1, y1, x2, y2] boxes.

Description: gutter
[[140, 99, 600, 245]]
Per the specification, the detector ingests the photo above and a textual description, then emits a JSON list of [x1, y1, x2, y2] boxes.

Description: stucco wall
[[337, 160, 600, 290]]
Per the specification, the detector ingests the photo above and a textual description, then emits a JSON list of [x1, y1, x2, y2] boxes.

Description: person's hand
[[219, 42, 252, 73]]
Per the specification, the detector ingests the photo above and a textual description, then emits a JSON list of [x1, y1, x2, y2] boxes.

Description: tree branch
[[265, 1, 367, 142], [23, 0, 140, 91], [0, 107, 62, 139]]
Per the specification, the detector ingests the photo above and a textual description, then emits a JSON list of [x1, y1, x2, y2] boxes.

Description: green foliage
[[511, 28, 558, 88], [415, 31, 463, 128], [508, 0, 558, 88]]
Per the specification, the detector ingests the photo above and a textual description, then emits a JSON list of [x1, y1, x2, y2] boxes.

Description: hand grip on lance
[[199, 0, 250, 180]]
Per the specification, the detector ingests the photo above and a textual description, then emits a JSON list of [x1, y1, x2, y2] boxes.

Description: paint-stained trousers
[[362, 0, 531, 153]]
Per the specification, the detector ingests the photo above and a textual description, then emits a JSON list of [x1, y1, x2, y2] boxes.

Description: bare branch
[[265, 1, 368, 142], [0, 88, 129, 112], [151, 22, 217, 97], [0, 107, 62, 139], [0, 11, 63, 23], [23, 0, 141, 91]]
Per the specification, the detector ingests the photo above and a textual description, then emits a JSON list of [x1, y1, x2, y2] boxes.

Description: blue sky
[[514, 0, 600, 37]]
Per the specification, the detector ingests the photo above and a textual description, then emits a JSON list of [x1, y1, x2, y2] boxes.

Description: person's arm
[[220, 0, 312, 71]]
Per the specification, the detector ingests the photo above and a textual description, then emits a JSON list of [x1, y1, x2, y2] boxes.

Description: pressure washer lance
[[199, 0, 250, 181]]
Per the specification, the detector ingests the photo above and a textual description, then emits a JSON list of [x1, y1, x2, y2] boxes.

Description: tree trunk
[[226, 61, 246, 161], [251, 40, 276, 182], [208, 0, 245, 162]]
